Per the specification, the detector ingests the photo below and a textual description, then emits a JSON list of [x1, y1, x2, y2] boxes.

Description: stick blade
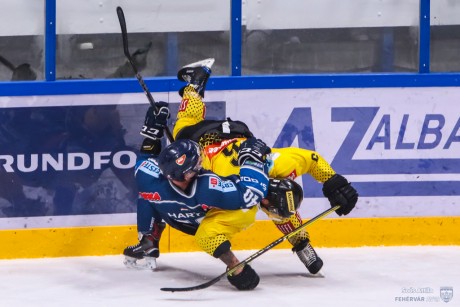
[[160, 275, 223, 292]]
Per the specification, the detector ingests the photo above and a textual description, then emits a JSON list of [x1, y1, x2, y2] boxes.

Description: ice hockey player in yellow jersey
[[165, 58, 358, 274]]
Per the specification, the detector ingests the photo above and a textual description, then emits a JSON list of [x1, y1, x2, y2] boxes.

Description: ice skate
[[123, 234, 159, 271], [293, 239, 324, 274]]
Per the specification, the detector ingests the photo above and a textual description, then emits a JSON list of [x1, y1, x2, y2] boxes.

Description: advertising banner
[[1, 87, 459, 228], [216, 87, 460, 220]]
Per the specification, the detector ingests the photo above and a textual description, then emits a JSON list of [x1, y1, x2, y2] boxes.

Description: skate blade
[[123, 256, 158, 271], [181, 58, 215, 69], [306, 272, 325, 278]]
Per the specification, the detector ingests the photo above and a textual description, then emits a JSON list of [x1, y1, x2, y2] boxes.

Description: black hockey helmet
[[158, 139, 202, 182], [261, 178, 304, 220]]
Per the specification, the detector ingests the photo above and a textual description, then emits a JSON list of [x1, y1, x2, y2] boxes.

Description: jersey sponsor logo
[[208, 176, 237, 192], [240, 176, 267, 192], [240, 176, 260, 184], [176, 154, 186, 166], [200, 204, 212, 211], [286, 190, 295, 213], [0, 150, 137, 173], [242, 160, 264, 169], [167, 212, 203, 219], [209, 177, 219, 187], [204, 138, 238, 159], [275, 221, 294, 234], [287, 170, 297, 180], [139, 160, 161, 177], [139, 191, 161, 201]]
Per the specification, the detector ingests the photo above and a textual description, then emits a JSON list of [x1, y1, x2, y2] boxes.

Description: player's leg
[[173, 58, 215, 139], [123, 200, 166, 270], [194, 207, 260, 290], [123, 221, 165, 269], [267, 147, 329, 274], [177, 58, 214, 98], [272, 212, 323, 274]]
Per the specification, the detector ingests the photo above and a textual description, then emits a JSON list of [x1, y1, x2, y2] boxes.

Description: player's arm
[[237, 137, 271, 201], [200, 138, 271, 209], [138, 101, 170, 156], [269, 147, 358, 216], [306, 151, 336, 183], [270, 147, 335, 183], [198, 173, 263, 210], [303, 150, 358, 216]]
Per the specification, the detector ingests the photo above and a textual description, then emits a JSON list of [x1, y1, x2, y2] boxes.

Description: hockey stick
[[116, 6, 174, 142], [161, 205, 340, 292]]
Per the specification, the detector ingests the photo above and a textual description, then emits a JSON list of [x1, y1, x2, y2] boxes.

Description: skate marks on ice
[[0, 246, 459, 307]]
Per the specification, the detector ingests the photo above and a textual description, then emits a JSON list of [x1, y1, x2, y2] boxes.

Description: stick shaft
[[161, 205, 339, 292], [116, 6, 174, 142]]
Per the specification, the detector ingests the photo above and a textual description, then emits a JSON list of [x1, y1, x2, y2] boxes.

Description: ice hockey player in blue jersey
[[133, 138, 269, 231], [123, 99, 276, 289]]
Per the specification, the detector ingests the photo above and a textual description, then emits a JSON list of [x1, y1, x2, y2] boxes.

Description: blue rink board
[[1, 73, 460, 97]]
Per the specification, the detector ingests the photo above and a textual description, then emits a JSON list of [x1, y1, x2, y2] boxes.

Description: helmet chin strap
[[169, 178, 189, 190], [169, 176, 199, 196], [170, 172, 198, 191]]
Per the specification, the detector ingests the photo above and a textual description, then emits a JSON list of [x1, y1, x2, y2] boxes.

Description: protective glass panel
[[0, 1, 45, 81], [242, 0, 420, 75], [430, 1, 460, 72], [55, 0, 230, 80]]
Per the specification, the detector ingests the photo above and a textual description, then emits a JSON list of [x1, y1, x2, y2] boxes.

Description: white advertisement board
[[211, 87, 460, 220], [0, 87, 459, 229]]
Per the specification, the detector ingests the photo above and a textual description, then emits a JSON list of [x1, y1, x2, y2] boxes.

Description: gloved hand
[[227, 264, 260, 290], [237, 138, 271, 166], [140, 101, 170, 140], [322, 174, 358, 216]]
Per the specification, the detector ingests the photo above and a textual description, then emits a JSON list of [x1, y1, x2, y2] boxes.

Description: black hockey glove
[[140, 138, 162, 155], [237, 138, 271, 166], [140, 101, 170, 140], [227, 264, 260, 290], [322, 174, 358, 216]]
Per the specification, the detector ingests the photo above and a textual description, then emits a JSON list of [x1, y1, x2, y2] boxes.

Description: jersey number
[[243, 189, 258, 207], [222, 142, 240, 167]]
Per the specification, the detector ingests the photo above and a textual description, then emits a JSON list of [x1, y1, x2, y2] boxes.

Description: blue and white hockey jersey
[[135, 156, 269, 235]]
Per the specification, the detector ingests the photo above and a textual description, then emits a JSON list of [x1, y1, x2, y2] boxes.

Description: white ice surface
[[0, 246, 459, 307]]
